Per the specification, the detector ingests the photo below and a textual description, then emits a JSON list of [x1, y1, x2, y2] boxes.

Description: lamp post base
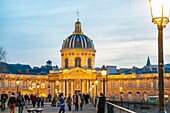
[[158, 109, 167, 113]]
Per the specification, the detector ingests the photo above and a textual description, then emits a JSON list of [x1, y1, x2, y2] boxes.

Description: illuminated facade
[[0, 19, 170, 101]]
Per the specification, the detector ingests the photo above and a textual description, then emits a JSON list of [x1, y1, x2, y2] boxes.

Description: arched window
[[88, 58, 91, 68], [65, 58, 68, 69], [75, 57, 81, 67]]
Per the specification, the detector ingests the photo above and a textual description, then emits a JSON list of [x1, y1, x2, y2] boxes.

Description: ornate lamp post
[[119, 87, 123, 101], [101, 65, 107, 96], [16, 79, 20, 95], [37, 83, 40, 95], [95, 78, 98, 97], [148, 0, 170, 112]]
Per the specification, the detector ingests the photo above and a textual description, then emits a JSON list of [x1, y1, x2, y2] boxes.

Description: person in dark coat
[[31, 94, 36, 108], [66, 94, 72, 111], [1, 91, 8, 112], [36, 96, 41, 108], [80, 94, 84, 110], [16, 92, 25, 113], [97, 93, 106, 113], [8, 92, 16, 113]]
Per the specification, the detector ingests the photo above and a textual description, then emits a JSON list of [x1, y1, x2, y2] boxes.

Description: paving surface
[[2, 102, 97, 113]]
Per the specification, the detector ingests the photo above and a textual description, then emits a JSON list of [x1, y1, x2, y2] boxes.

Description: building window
[[32, 83, 36, 88], [128, 80, 132, 88], [88, 58, 92, 68], [75, 57, 81, 67], [65, 58, 68, 69], [110, 80, 114, 88], [120, 80, 123, 87], [41, 83, 45, 88]]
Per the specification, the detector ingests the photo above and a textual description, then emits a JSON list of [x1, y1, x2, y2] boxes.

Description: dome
[[61, 20, 95, 49], [62, 34, 95, 49]]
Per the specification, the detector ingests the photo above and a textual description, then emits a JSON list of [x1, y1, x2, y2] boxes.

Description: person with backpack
[[8, 92, 16, 113], [17, 92, 25, 113], [97, 93, 106, 113]]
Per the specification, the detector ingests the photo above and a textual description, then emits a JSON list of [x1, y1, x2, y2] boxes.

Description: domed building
[[1, 19, 170, 102], [60, 19, 96, 69]]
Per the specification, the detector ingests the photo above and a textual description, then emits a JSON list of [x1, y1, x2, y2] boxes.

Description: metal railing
[[107, 101, 136, 113]]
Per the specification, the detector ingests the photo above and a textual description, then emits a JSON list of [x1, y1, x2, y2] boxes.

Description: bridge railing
[[107, 101, 136, 113]]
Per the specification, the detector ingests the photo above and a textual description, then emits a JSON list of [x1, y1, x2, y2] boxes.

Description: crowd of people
[[0, 91, 106, 113], [0, 91, 45, 113]]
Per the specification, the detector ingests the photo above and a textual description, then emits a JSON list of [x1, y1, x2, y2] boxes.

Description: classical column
[[87, 80, 89, 94], [71, 80, 74, 96], [63, 80, 65, 96], [82, 80, 84, 94]]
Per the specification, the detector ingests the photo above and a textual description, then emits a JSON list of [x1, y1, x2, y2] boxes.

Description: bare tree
[[0, 46, 7, 62]]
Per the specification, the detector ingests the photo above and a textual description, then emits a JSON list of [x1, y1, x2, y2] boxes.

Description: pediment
[[62, 67, 96, 79]]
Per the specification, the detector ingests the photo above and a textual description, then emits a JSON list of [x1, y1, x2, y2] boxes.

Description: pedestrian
[[24, 93, 29, 108], [16, 92, 25, 113], [97, 93, 106, 113], [8, 92, 16, 113], [1, 91, 8, 112], [51, 95, 57, 107], [41, 97, 44, 108], [74, 94, 81, 111], [31, 94, 36, 108], [58, 93, 66, 113], [36, 96, 41, 108], [66, 94, 72, 111], [80, 94, 84, 110]]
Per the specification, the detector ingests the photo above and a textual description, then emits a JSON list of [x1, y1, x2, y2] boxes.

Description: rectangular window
[[41, 83, 45, 88], [110, 80, 114, 88], [128, 80, 132, 88]]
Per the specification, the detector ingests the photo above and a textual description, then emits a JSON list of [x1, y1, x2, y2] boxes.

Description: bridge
[[3, 100, 170, 113]]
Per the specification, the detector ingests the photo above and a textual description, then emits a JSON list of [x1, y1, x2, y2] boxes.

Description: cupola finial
[[76, 11, 79, 21], [73, 12, 83, 34]]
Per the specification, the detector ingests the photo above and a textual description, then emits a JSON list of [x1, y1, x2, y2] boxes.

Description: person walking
[[80, 94, 84, 110], [40, 97, 44, 108], [36, 96, 41, 108], [74, 94, 81, 111], [97, 93, 106, 113], [8, 92, 16, 113], [58, 93, 66, 113], [24, 93, 29, 108], [66, 94, 72, 111], [31, 94, 36, 108], [1, 91, 8, 112], [16, 92, 25, 113]]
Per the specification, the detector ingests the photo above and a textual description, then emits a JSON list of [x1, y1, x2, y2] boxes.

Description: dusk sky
[[0, 0, 170, 68]]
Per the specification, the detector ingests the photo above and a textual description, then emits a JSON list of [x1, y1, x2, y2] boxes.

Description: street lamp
[[95, 78, 98, 97], [16, 79, 20, 95], [148, 0, 170, 112], [101, 65, 107, 96], [37, 83, 40, 95]]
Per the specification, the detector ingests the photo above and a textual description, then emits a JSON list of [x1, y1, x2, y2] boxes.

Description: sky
[[0, 0, 170, 68]]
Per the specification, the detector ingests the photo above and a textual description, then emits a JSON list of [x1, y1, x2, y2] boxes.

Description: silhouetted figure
[[1, 91, 8, 112], [97, 93, 106, 113]]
